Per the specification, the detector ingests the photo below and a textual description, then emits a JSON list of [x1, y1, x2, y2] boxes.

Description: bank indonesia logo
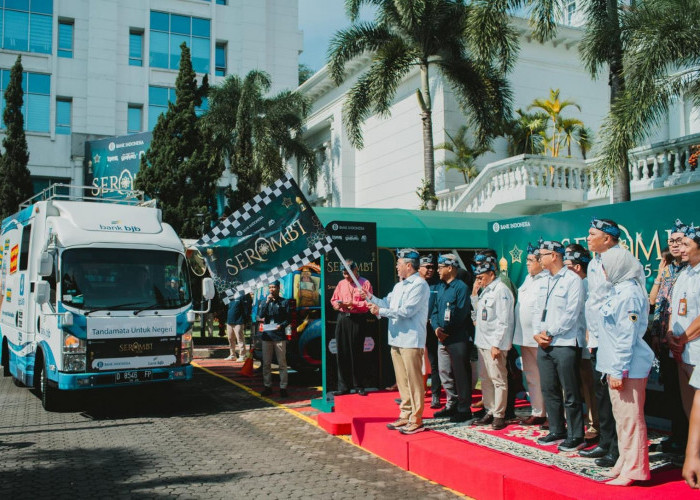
[[97, 361, 104, 368], [108, 142, 116, 152], [332, 223, 339, 231], [492, 222, 500, 233]]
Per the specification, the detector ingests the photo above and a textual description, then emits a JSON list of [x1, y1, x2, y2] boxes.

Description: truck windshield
[[61, 249, 192, 310]]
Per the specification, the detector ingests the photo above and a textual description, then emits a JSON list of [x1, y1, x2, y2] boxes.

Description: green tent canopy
[[315, 207, 497, 249]]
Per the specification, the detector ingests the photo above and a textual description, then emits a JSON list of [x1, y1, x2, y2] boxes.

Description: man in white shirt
[[364, 248, 430, 435], [669, 224, 700, 419], [533, 240, 586, 452], [471, 257, 515, 430]]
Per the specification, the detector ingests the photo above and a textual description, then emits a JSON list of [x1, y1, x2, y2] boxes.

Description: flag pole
[[333, 246, 363, 290]]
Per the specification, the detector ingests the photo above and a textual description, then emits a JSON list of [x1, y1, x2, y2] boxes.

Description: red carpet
[[333, 390, 690, 500]]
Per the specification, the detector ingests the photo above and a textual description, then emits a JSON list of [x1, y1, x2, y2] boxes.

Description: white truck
[[0, 185, 213, 410]]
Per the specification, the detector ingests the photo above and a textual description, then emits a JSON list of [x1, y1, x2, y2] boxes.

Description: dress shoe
[[433, 406, 457, 418], [519, 416, 547, 426], [430, 396, 442, 409], [355, 387, 367, 396], [473, 413, 494, 426], [279, 388, 288, 397], [595, 454, 618, 468], [558, 438, 585, 452], [579, 445, 608, 459], [491, 417, 506, 430], [449, 412, 472, 423], [537, 432, 566, 445], [261, 386, 273, 397]]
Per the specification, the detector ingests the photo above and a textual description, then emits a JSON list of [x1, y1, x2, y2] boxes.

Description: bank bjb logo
[[492, 222, 501, 233]]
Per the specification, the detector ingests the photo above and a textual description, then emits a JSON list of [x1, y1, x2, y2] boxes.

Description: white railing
[[437, 133, 700, 213], [437, 155, 593, 213], [629, 132, 700, 187]]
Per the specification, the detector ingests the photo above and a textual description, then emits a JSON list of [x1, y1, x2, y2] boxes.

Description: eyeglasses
[[668, 238, 684, 245], [539, 251, 553, 257], [437, 265, 447, 269]]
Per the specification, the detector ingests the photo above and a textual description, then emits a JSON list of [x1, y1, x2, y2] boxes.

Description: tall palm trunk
[[419, 61, 436, 210], [608, 0, 631, 202]]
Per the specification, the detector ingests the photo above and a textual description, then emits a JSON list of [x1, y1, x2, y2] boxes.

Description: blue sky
[[298, 0, 375, 72]]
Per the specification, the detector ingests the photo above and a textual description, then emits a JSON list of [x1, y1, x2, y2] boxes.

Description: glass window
[[4, 10, 28, 51], [190, 36, 209, 74], [150, 11, 169, 32], [215, 42, 226, 76], [58, 19, 73, 58], [127, 104, 142, 133], [148, 85, 173, 131], [149, 11, 210, 73], [2, 0, 52, 54], [56, 98, 71, 135], [0, 70, 50, 132], [217, 0, 227, 5], [129, 30, 143, 66]]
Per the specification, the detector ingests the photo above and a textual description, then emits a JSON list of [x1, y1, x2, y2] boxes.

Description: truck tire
[[1, 341, 9, 377], [35, 360, 61, 411]]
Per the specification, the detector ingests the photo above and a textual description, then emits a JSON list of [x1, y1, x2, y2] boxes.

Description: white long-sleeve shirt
[[670, 261, 700, 365], [370, 272, 430, 349], [532, 266, 585, 347], [472, 277, 515, 350], [513, 270, 547, 348]]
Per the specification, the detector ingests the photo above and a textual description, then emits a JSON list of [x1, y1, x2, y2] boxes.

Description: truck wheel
[[36, 361, 61, 411], [1, 342, 9, 377]]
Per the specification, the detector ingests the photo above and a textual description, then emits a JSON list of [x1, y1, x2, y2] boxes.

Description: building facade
[[0, 0, 301, 194], [297, 11, 699, 214]]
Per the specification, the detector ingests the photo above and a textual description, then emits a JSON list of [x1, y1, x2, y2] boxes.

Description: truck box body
[[0, 194, 195, 407]]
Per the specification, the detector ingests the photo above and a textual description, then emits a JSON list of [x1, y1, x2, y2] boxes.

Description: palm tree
[[557, 117, 585, 157], [328, 0, 518, 210], [574, 125, 593, 160], [503, 108, 548, 156], [435, 125, 492, 184], [529, 89, 581, 158], [596, 0, 700, 187], [202, 71, 317, 211]]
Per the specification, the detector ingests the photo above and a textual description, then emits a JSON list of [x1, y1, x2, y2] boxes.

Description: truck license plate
[[115, 370, 152, 383]]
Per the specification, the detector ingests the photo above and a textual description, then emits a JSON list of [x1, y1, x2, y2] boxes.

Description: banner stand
[[311, 254, 334, 412]]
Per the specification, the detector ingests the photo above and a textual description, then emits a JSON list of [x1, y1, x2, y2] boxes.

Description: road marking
[[192, 362, 470, 498]]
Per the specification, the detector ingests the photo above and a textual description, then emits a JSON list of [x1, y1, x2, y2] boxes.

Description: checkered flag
[[195, 174, 334, 303]]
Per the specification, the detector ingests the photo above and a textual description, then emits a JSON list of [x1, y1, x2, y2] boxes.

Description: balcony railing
[[436, 133, 700, 213]]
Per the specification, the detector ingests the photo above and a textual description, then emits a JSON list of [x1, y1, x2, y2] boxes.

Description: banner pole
[[333, 246, 363, 290]]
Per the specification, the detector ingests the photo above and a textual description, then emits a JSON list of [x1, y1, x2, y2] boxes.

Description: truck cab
[[0, 185, 213, 410]]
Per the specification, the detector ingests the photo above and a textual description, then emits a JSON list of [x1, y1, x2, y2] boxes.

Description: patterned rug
[[427, 417, 679, 482]]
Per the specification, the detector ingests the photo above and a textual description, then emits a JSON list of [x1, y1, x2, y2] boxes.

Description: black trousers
[[335, 313, 366, 392], [538, 345, 584, 440], [658, 347, 689, 445], [590, 348, 619, 458], [505, 347, 521, 419], [425, 323, 442, 396]]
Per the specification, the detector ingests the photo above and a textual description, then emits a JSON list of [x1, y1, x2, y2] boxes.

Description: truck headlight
[[62, 333, 86, 373], [180, 330, 193, 364]]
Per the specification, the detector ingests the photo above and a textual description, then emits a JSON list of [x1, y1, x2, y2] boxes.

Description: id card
[[679, 298, 688, 316], [482, 309, 488, 321]]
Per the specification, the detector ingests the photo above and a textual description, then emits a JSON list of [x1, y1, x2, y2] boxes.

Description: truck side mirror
[[38, 252, 53, 277], [202, 277, 215, 300], [35, 281, 50, 305]]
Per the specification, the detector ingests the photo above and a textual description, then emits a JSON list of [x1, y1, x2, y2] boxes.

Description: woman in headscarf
[[597, 247, 653, 486]]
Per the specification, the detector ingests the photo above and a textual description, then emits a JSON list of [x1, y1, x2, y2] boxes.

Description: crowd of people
[[337, 217, 700, 489], [219, 216, 700, 489]]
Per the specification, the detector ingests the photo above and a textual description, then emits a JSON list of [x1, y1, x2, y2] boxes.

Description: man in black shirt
[[257, 281, 291, 397]]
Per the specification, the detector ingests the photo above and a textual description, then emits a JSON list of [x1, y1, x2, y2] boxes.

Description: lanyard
[[541, 274, 562, 321]]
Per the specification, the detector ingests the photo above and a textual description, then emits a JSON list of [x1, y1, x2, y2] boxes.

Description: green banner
[[195, 175, 333, 303], [487, 191, 699, 290]]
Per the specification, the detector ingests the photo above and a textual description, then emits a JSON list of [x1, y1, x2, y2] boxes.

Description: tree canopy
[[0, 55, 32, 218], [135, 43, 222, 238]]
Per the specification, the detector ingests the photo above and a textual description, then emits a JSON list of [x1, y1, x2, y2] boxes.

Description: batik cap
[[591, 217, 621, 239], [671, 218, 688, 235], [539, 240, 565, 255]]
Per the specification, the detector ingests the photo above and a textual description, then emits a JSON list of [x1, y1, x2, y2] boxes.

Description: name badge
[[482, 309, 487, 321], [679, 298, 688, 316]]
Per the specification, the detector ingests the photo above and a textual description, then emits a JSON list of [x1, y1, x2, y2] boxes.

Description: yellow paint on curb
[[192, 362, 470, 499]]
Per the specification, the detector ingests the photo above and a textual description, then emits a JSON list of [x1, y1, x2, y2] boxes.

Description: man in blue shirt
[[431, 253, 473, 422], [420, 254, 443, 409], [364, 248, 430, 435], [226, 293, 251, 361]]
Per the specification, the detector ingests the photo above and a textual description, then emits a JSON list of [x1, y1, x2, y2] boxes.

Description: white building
[[0, 0, 301, 193], [297, 13, 700, 214]]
